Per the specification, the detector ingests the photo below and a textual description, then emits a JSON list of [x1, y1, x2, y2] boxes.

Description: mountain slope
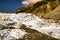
[[15, 0, 60, 16]]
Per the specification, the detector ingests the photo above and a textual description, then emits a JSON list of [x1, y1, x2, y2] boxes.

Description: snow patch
[[0, 29, 27, 40]]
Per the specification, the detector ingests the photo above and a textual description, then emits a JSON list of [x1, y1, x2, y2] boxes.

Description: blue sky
[[0, 0, 24, 12]]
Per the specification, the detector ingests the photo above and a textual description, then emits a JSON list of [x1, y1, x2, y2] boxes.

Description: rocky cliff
[[15, 0, 60, 17]]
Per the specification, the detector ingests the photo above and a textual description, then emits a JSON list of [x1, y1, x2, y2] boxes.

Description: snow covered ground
[[0, 13, 60, 40]]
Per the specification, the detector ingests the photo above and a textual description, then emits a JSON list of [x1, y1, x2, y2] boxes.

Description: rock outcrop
[[45, 5, 60, 20], [15, 0, 60, 17], [0, 13, 60, 40]]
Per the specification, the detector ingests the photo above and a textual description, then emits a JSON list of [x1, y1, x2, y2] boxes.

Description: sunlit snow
[[0, 13, 60, 39]]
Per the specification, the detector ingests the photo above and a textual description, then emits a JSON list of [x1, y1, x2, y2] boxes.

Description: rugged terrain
[[15, 0, 60, 17], [0, 13, 60, 40], [0, 0, 60, 40]]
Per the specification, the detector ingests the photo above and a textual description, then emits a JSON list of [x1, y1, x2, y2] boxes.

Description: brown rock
[[45, 5, 60, 20]]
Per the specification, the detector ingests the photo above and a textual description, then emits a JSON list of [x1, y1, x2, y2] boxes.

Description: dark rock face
[[20, 25, 57, 40]]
